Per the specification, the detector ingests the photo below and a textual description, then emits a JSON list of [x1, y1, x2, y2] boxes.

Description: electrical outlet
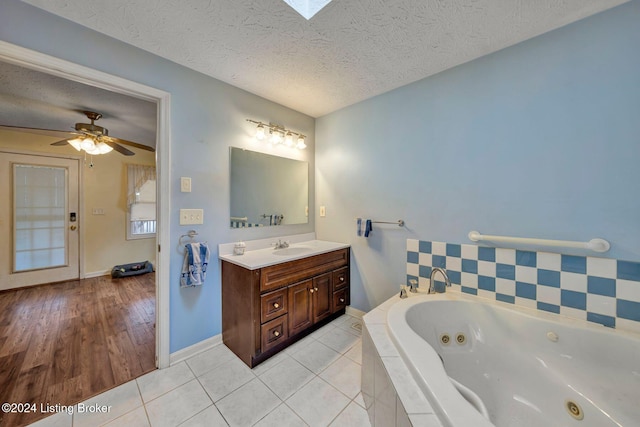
[[180, 209, 204, 225], [320, 206, 326, 217]]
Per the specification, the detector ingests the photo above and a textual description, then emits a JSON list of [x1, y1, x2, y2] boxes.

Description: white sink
[[273, 246, 312, 256]]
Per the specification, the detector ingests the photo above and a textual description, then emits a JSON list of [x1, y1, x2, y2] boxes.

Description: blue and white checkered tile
[[406, 239, 640, 334]]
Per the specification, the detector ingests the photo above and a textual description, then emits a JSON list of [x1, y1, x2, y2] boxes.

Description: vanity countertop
[[219, 239, 350, 270]]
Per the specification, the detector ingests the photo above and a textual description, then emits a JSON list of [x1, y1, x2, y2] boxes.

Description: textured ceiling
[[19, 0, 629, 117], [0, 61, 157, 147]]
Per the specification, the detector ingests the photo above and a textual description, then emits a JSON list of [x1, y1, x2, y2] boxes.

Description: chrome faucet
[[274, 239, 289, 249], [429, 267, 451, 294]]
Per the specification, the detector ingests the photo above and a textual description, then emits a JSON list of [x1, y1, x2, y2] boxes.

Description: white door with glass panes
[[0, 152, 80, 290]]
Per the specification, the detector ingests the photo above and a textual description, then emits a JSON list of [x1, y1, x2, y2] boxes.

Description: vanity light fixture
[[246, 119, 306, 150]]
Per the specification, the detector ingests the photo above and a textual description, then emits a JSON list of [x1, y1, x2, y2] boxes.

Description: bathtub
[[385, 293, 640, 427]]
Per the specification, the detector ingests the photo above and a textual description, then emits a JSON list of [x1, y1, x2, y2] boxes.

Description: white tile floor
[[29, 314, 371, 427]]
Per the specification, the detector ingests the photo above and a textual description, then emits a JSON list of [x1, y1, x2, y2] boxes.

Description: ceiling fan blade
[[102, 140, 135, 156], [0, 124, 80, 139], [102, 135, 155, 152], [51, 139, 71, 146]]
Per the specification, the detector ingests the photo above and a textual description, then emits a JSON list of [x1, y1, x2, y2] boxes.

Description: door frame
[[0, 41, 172, 369]]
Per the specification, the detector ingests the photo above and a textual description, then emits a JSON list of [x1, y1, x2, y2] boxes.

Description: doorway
[[0, 40, 170, 368]]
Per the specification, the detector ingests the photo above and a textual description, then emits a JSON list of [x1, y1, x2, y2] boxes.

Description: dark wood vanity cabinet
[[222, 248, 350, 368]]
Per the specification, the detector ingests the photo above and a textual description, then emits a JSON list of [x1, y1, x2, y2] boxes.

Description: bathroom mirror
[[229, 147, 308, 228]]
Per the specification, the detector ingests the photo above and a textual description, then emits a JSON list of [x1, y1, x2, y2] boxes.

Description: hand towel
[[356, 218, 362, 236], [364, 219, 372, 237], [180, 242, 210, 287]]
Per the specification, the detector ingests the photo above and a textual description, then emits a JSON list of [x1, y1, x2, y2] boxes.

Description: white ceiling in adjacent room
[[0, 61, 157, 148]]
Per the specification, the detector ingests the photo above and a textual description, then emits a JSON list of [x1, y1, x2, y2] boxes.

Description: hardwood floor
[[0, 273, 155, 426]]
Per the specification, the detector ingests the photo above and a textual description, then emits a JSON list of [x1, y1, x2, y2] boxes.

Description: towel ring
[[178, 230, 198, 254]]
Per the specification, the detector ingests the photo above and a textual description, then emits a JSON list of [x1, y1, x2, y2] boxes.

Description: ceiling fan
[[0, 110, 155, 156]]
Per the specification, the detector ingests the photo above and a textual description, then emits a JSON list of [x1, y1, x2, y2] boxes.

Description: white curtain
[[127, 164, 156, 221], [127, 164, 156, 204]]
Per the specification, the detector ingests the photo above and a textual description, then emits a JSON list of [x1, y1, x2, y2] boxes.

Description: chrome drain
[[565, 400, 584, 420], [456, 333, 466, 345]]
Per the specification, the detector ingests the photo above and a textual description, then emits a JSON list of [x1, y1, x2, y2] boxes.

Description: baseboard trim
[[169, 334, 222, 366], [346, 306, 366, 318], [84, 270, 110, 279]]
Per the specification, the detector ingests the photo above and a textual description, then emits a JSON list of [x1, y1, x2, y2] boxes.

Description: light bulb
[[255, 124, 266, 140], [296, 136, 306, 149], [80, 137, 96, 151], [284, 132, 293, 146], [270, 130, 283, 145]]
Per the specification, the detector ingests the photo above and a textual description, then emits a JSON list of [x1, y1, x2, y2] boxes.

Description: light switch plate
[[180, 209, 204, 225], [180, 177, 192, 192]]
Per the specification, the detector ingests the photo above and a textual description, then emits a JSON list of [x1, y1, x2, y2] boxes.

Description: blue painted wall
[[3, 0, 639, 349], [316, 1, 640, 312], [0, 0, 315, 353]]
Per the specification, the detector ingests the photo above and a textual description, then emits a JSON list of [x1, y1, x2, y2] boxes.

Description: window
[[13, 165, 66, 271], [127, 164, 156, 240]]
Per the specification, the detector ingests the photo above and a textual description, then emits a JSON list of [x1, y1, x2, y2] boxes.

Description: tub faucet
[[429, 267, 451, 294]]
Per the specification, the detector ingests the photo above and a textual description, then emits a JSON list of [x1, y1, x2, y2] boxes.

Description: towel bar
[[372, 220, 405, 227]]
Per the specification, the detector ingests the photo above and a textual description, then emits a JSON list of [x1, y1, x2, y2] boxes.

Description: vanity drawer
[[261, 315, 288, 352], [333, 288, 348, 312], [260, 249, 349, 292], [261, 288, 288, 324], [332, 267, 349, 291]]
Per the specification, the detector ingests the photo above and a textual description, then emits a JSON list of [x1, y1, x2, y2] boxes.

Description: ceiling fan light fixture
[[86, 142, 114, 155], [80, 137, 96, 151], [67, 137, 83, 151]]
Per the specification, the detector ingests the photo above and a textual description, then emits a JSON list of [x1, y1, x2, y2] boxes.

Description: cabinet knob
[[340, 298, 345, 303], [309, 288, 314, 294], [340, 277, 344, 282], [314, 287, 318, 292], [273, 330, 280, 337], [273, 302, 280, 309]]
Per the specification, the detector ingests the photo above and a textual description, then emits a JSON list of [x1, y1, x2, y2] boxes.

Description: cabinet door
[[288, 280, 313, 336], [313, 273, 332, 324]]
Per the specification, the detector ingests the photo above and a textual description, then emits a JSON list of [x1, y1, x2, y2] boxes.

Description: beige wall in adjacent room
[[0, 129, 156, 276]]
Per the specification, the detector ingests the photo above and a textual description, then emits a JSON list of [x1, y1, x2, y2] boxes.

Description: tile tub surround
[[28, 314, 369, 427], [362, 292, 443, 427], [406, 239, 640, 334]]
